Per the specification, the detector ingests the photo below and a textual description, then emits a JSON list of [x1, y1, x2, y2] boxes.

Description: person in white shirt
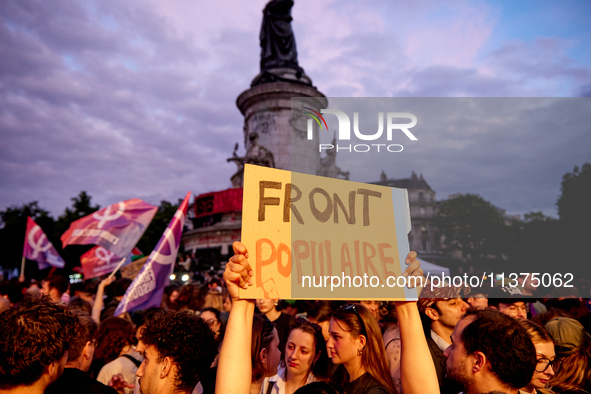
[[97, 346, 143, 394]]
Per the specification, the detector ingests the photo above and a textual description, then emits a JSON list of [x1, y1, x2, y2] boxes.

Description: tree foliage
[[507, 212, 560, 273], [51, 191, 101, 273], [136, 200, 180, 255], [55, 191, 100, 235], [434, 163, 591, 279], [557, 163, 591, 231], [0, 201, 52, 229], [556, 163, 591, 278], [435, 194, 507, 261]]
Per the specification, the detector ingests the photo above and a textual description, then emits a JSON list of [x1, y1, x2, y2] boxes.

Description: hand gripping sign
[[23, 217, 66, 270], [114, 192, 190, 316], [61, 198, 158, 258], [239, 164, 416, 301]]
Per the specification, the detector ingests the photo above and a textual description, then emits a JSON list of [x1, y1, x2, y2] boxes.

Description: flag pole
[[108, 257, 128, 280], [19, 256, 25, 282]]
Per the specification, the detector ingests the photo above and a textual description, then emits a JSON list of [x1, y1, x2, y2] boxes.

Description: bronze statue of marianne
[[259, 0, 303, 73]]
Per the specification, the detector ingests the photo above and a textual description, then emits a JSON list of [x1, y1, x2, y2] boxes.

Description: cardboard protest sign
[[121, 256, 149, 280], [240, 164, 416, 300]]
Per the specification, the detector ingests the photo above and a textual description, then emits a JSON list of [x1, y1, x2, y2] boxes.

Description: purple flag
[[61, 198, 158, 258], [23, 217, 66, 270], [114, 192, 190, 315]]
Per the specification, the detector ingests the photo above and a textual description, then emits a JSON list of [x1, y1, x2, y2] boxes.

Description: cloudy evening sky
[[1, 0, 590, 219]]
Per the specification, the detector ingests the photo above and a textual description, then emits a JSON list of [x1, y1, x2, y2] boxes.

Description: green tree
[[435, 194, 508, 262], [136, 200, 180, 255], [54, 191, 101, 274], [507, 212, 560, 273], [557, 163, 591, 230], [55, 191, 100, 235], [556, 163, 591, 279]]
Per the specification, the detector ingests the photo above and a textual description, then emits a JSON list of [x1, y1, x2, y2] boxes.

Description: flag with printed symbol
[[114, 192, 191, 316], [61, 198, 158, 258], [80, 246, 136, 279], [23, 217, 66, 270]]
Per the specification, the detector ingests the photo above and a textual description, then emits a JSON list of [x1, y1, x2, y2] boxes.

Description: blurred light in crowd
[[170, 274, 176, 280], [69, 273, 83, 284], [182, 274, 189, 282]]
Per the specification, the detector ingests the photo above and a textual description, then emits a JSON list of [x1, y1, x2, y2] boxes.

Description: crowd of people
[[2, 243, 591, 394]]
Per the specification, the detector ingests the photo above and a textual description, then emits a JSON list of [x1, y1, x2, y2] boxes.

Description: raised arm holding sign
[[217, 242, 437, 394]]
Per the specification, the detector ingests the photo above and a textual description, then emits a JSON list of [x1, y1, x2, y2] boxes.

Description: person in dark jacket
[[418, 284, 469, 394], [46, 308, 118, 394]]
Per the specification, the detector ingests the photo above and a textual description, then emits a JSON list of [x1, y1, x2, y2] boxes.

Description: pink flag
[[61, 198, 158, 258], [80, 246, 132, 279], [23, 217, 65, 270], [115, 192, 191, 315]]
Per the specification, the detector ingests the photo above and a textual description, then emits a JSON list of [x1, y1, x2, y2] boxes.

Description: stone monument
[[318, 135, 350, 180], [231, 0, 327, 180], [182, 2, 347, 269], [227, 132, 275, 188]]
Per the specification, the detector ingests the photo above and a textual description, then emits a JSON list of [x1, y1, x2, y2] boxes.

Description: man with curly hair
[[135, 310, 217, 394], [0, 296, 78, 393]]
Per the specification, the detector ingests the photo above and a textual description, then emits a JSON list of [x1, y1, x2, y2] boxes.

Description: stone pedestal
[[236, 80, 327, 174]]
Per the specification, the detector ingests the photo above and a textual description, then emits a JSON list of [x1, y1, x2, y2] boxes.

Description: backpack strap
[[265, 381, 275, 394], [385, 337, 400, 349]]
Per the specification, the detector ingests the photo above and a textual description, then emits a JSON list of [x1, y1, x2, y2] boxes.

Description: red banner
[[194, 188, 243, 218]]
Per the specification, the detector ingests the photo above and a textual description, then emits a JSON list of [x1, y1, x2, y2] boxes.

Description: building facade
[[372, 170, 441, 254]]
